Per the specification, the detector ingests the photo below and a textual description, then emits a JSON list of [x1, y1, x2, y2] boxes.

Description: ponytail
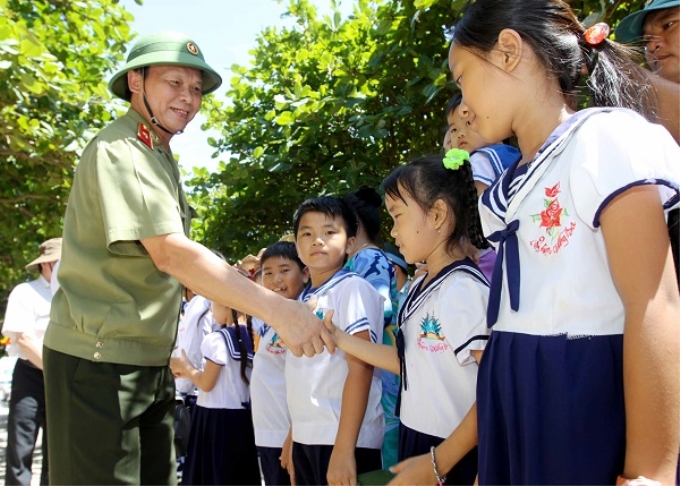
[[231, 309, 253, 386], [460, 161, 489, 251], [578, 36, 656, 119]]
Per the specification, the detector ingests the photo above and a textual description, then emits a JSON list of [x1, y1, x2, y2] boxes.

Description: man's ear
[[495, 28, 523, 73], [127, 70, 143, 95], [301, 266, 310, 284]]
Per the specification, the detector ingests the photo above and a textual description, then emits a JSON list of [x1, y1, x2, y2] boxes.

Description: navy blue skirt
[[183, 406, 260, 485], [477, 331, 626, 485]]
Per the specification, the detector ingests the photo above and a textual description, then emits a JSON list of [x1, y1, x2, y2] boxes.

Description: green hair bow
[[443, 148, 470, 170]]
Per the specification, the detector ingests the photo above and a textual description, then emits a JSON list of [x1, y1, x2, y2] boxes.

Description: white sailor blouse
[[480, 108, 680, 336]]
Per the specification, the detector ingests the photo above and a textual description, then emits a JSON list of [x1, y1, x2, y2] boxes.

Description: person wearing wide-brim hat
[[43, 31, 335, 486], [3, 237, 61, 485], [616, 0, 680, 294], [616, 0, 680, 84]]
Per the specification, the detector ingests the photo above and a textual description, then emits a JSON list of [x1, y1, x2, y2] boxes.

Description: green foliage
[[0, 0, 134, 314], [191, 0, 647, 261], [193, 0, 461, 259], [0, 0, 651, 317]]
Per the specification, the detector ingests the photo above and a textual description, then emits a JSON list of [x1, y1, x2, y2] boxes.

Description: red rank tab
[[137, 122, 153, 149]]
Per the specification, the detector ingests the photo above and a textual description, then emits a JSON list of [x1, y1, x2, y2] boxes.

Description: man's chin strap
[[140, 67, 184, 136]]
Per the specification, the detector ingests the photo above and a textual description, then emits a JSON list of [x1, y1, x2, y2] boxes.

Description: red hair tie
[[583, 22, 610, 46]]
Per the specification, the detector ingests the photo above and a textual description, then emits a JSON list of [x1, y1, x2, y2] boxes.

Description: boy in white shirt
[[287, 196, 384, 485], [251, 241, 308, 485]]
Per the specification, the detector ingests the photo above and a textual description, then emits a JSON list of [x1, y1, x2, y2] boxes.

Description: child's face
[[446, 105, 490, 153], [385, 188, 437, 265], [295, 212, 354, 277], [443, 129, 454, 151], [261, 256, 308, 300], [448, 43, 514, 145]]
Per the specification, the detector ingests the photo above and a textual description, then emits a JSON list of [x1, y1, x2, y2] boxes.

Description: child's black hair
[[381, 154, 489, 256], [452, 0, 656, 117], [445, 93, 463, 117], [261, 241, 305, 271], [292, 196, 359, 239], [343, 186, 383, 245], [230, 308, 253, 386]]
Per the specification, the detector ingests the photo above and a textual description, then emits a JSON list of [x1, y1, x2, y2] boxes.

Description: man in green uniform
[[43, 31, 332, 485]]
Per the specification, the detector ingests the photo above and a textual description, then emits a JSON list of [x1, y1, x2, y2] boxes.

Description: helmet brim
[[108, 51, 222, 101], [615, 1, 680, 43]]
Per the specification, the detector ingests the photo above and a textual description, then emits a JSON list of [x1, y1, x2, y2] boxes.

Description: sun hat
[[615, 0, 680, 43], [108, 31, 222, 101], [25, 238, 62, 272]]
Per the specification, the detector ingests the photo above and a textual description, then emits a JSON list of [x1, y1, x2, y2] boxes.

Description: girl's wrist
[[430, 446, 446, 486]]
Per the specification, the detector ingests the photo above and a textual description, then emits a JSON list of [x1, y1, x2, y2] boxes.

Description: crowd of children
[[169, 1, 680, 484]]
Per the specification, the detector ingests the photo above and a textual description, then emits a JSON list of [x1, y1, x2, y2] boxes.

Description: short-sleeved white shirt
[[480, 108, 680, 337], [2, 276, 52, 360], [174, 296, 220, 395], [470, 144, 520, 187], [399, 260, 490, 438], [196, 327, 252, 410], [286, 270, 384, 448], [251, 319, 290, 447]]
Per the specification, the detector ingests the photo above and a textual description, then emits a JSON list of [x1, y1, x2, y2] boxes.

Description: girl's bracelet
[[429, 446, 446, 486]]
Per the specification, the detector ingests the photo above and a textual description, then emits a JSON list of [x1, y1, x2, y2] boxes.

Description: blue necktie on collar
[[486, 219, 521, 327]]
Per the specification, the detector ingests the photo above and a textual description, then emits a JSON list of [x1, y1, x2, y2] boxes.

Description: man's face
[[128, 65, 203, 140], [643, 7, 680, 83]]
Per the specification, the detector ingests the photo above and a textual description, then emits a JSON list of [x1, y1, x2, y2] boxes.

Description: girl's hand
[[169, 349, 191, 377], [327, 447, 357, 486], [388, 454, 437, 485], [281, 430, 296, 485], [322, 309, 347, 349]]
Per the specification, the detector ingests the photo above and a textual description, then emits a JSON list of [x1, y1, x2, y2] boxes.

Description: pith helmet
[[108, 31, 222, 101], [615, 0, 680, 43]]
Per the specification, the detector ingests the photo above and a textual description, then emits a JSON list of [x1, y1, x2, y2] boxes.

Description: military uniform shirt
[[46, 108, 192, 366]]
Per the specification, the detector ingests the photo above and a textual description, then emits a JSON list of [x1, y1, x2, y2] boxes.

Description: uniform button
[[93, 352, 101, 360], [95, 341, 103, 348]]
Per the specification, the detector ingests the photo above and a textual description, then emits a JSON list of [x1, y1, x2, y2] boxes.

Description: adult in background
[[617, 0, 680, 287], [2, 238, 61, 485], [616, 0, 679, 84], [43, 31, 332, 485], [615, 0, 679, 143]]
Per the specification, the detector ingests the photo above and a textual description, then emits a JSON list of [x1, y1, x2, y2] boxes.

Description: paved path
[[0, 400, 43, 485]]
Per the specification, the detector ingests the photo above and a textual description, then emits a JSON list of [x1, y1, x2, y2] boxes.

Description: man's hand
[[273, 295, 335, 357]]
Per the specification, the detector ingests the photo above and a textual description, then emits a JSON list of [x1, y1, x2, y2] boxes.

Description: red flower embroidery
[[540, 198, 563, 229], [531, 183, 575, 255], [545, 182, 560, 198]]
